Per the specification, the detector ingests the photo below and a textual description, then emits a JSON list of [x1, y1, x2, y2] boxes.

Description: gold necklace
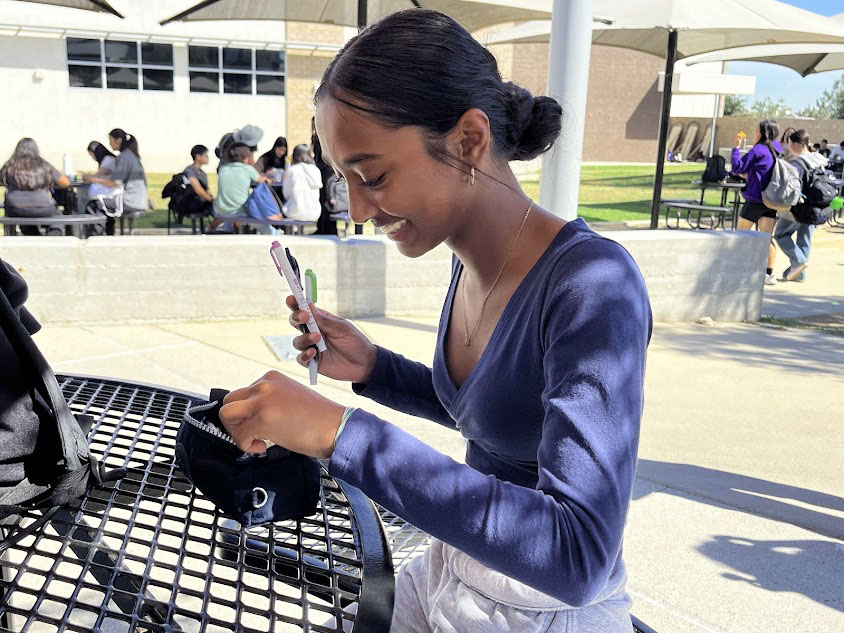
[[462, 200, 533, 346]]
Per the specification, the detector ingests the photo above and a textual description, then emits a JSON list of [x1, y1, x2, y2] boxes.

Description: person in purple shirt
[[733, 119, 781, 285], [218, 10, 652, 632]]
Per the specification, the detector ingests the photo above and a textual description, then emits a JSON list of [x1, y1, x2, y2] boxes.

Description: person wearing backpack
[[773, 130, 829, 282], [732, 119, 780, 285]]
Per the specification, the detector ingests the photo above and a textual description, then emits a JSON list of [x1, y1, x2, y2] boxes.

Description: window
[[66, 38, 174, 91], [188, 45, 285, 96]]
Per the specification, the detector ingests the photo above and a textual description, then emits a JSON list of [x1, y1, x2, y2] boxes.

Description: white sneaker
[[764, 272, 777, 286]]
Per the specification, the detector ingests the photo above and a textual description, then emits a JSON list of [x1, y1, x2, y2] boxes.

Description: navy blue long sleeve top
[[328, 219, 652, 606]]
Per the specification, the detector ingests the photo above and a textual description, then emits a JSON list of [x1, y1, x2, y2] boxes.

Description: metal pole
[[709, 94, 719, 158], [358, 0, 367, 30], [538, 0, 593, 221], [649, 28, 678, 230]]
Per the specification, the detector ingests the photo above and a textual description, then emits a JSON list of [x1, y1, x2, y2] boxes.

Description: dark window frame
[[188, 45, 285, 96], [66, 37, 174, 92]]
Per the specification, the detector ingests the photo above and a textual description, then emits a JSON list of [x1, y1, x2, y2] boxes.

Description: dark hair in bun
[[788, 129, 809, 147], [315, 8, 562, 163]]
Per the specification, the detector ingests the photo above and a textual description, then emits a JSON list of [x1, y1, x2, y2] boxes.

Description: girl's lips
[[383, 218, 411, 242]]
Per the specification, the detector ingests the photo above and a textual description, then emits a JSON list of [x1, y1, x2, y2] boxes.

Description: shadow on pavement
[[697, 535, 844, 612], [762, 290, 844, 320], [635, 460, 844, 540], [652, 323, 844, 377]]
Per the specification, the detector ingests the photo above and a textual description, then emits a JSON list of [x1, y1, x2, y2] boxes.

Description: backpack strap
[[0, 286, 126, 520], [0, 289, 86, 471]]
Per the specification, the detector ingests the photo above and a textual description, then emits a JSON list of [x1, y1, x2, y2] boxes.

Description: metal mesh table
[[0, 375, 394, 633]]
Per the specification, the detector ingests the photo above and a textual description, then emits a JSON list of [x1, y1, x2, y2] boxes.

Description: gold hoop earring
[[470, 166, 475, 186]]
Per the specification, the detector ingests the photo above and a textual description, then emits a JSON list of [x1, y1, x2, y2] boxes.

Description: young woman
[[219, 10, 651, 632], [774, 130, 827, 282], [732, 119, 780, 285], [281, 144, 323, 222], [256, 136, 288, 182], [0, 138, 69, 235], [83, 141, 118, 199], [84, 128, 148, 234]]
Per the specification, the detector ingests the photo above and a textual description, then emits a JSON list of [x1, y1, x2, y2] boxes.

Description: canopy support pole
[[538, 0, 593, 220], [650, 28, 678, 230], [357, 0, 367, 30], [709, 94, 719, 158]]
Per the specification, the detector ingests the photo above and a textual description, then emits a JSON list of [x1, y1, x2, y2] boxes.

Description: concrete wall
[[0, 230, 768, 325]]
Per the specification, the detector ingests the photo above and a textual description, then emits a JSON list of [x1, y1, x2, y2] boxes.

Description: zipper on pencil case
[[184, 401, 237, 446]]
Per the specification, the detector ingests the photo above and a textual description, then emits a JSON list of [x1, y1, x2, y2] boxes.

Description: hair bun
[[503, 82, 563, 161]]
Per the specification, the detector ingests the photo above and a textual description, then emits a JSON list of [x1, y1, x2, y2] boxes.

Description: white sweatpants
[[390, 540, 634, 633]]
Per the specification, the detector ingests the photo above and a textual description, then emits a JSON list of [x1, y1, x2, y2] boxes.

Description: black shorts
[[740, 201, 776, 223]]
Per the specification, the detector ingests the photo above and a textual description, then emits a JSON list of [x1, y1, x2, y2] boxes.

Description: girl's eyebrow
[[342, 153, 383, 168]]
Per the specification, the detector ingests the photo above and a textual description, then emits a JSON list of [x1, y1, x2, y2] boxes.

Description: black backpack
[[702, 155, 727, 183], [161, 172, 189, 202], [792, 157, 836, 225], [0, 259, 124, 522]]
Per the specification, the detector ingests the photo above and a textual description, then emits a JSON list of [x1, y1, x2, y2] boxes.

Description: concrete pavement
[[30, 226, 844, 633]]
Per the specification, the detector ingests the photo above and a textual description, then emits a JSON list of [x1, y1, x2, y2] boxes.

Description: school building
[[0, 0, 725, 176]]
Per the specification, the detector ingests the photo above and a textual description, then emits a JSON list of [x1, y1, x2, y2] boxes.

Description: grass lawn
[[2, 163, 720, 229], [518, 163, 721, 223]]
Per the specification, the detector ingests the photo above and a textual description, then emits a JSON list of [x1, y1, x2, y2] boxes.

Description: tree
[[798, 74, 844, 119], [748, 97, 792, 118], [724, 95, 748, 116]]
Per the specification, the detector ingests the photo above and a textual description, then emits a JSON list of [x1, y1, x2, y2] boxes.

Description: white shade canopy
[[160, 0, 552, 32], [487, 1, 844, 229], [682, 14, 844, 77], [488, 1, 844, 58], [13, 0, 122, 17]]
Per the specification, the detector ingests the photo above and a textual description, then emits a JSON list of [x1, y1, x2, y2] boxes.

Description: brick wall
[[286, 53, 334, 151], [488, 43, 664, 162], [284, 22, 345, 151], [671, 115, 844, 156]]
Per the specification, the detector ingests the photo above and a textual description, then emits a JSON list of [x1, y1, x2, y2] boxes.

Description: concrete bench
[[330, 211, 356, 237], [662, 201, 733, 231], [0, 214, 107, 239]]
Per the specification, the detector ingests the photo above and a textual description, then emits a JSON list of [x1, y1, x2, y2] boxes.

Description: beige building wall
[[284, 22, 345, 152]]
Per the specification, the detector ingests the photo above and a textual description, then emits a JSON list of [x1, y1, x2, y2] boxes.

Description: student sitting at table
[[211, 143, 270, 230], [84, 129, 149, 235], [282, 144, 323, 222], [183, 144, 214, 213], [0, 138, 69, 235], [218, 10, 651, 633], [83, 141, 119, 199], [818, 139, 831, 158], [256, 136, 288, 184]]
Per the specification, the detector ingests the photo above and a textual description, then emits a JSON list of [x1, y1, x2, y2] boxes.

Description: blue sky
[[725, 0, 844, 111]]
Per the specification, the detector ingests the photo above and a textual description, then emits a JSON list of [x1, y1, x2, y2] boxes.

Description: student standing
[[732, 119, 780, 285], [774, 130, 827, 282]]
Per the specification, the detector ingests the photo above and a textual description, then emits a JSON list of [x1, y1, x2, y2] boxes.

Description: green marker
[[304, 269, 318, 304], [303, 269, 318, 385]]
